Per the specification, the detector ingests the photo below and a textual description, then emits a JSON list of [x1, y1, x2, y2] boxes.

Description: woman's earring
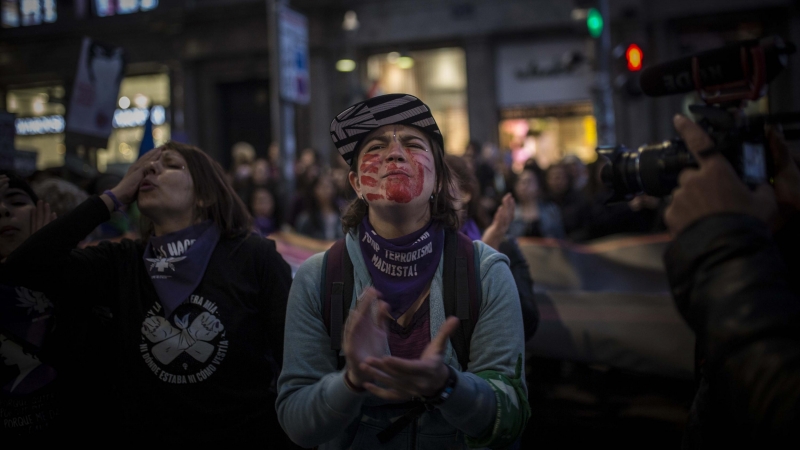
[[429, 194, 435, 202], [361, 194, 368, 203]]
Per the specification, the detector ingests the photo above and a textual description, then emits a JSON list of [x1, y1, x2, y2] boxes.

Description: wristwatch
[[423, 364, 458, 406]]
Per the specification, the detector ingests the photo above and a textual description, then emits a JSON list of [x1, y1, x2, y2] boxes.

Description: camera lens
[[596, 139, 696, 201], [598, 148, 642, 198]]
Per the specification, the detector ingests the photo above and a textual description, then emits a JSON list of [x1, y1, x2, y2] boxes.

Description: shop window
[[499, 102, 597, 172], [94, 0, 157, 17], [7, 85, 67, 169], [99, 73, 170, 172], [2, 0, 56, 28], [7, 73, 170, 172], [366, 47, 469, 155]]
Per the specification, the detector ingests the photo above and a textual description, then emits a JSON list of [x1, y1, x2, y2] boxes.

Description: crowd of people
[[1, 92, 798, 449], [222, 136, 668, 245]]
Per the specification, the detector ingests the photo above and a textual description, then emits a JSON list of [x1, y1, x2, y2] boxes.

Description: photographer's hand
[[664, 115, 777, 235]]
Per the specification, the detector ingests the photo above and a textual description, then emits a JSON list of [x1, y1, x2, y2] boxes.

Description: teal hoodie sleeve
[[276, 253, 367, 448], [438, 242, 529, 446]]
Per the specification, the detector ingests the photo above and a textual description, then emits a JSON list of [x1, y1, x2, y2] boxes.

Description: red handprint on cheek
[[361, 176, 378, 187], [360, 154, 381, 174]]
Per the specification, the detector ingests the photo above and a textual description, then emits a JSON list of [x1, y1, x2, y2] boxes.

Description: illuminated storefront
[[499, 103, 597, 173], [496, 39, 598, 171], [7, 72, 170, 172], [94, 0, 158, 17], [1, 0, 57, 28], [366, 47, 469, 155], [6, 85, 66, 168], [100, 73, 171, 172]]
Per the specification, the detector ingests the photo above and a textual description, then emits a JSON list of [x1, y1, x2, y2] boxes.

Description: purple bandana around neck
[[460, 218, 482, 241], [359, 217, 444, 319], [143, 220, 221, 318]]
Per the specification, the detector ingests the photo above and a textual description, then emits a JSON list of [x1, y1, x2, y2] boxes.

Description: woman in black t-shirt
[[3, 143, 296, 447]]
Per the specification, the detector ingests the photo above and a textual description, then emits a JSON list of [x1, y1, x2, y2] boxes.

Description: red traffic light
[[626, 44, 643, 71]]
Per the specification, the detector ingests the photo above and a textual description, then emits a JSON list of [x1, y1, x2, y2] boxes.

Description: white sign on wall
[[496, 40, 593, 108], [65, 37, 126, 144], [279, 6, 310, 104]]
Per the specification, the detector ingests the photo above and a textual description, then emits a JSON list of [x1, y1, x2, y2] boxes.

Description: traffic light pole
[[267, 0, 296, 211], [593, 0, 617, 147]]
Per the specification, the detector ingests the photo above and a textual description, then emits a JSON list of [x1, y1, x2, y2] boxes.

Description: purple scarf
[[143, 221, 220, 318], [460, 218, 482, 241], [359, 218, 444, 319]]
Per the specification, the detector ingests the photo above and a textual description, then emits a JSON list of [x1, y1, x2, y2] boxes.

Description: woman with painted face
[[2, 143, 295, 446], [0, 173, 59, 440], [277, 94, 530, 449]]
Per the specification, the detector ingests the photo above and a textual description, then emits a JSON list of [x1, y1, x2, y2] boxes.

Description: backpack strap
[[321, 238, 352, 369], [443, 230, 480, 371]]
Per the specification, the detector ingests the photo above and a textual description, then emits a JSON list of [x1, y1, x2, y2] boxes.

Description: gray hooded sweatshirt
[[276, 230, 526, 449]]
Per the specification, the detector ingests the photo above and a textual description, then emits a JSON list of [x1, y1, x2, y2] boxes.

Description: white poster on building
[[65, 37, 126, 143], [496, 40, 593, 108], [279, 6, 310, 104]]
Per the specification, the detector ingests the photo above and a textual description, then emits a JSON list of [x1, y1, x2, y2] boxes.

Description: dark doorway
[[218, 79, 271, 169]]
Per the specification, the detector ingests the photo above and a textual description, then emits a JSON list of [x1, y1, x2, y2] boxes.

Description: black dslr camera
[[597, 35, 799, 202]]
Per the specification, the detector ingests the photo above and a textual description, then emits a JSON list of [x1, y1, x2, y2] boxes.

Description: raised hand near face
[[106, 148, 163, 207], [361, 316, 460, 401]]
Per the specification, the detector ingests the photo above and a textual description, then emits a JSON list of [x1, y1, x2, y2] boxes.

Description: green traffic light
[[587, 8, 603, 38]]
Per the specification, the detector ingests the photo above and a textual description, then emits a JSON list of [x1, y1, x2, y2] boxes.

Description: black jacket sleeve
[[257, 236, 293, 367], [499, 236, 540, 341], [2, 196, 120, 300], [664, 213, 800, 441]]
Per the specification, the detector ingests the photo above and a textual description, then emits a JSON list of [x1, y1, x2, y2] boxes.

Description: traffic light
[[613, 42, 645, 97], [625, 44, 643, 71], [587, 8, 603, 38]]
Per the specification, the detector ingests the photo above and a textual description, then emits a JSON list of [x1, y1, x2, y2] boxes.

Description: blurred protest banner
[[269, 231, 333, 277], [519, 235, 694, 380], [269, 231, 694, 379], [65, 37, 126, 149]]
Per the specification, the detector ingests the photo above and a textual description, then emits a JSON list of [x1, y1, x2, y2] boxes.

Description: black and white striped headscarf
[[329, 94, 444, 165]]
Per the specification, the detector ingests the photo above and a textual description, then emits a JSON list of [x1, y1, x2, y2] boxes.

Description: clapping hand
[[361, 316, 460, 400], [342, 287, 390, 389], [482, 193, 515, 251]]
